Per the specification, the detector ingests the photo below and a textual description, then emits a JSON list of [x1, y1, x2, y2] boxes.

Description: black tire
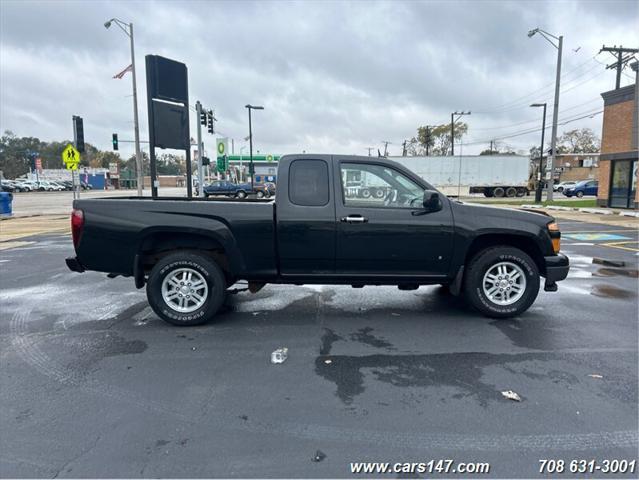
[[515, 188, 525, 197], [493, 187, 505, 198], [236, 190, 247, 199], [506, 187, 517, 197], [557, 187, 564, 193], [576, 191, 584, 198], [146, 252, 226, 326], [463, 246, 540, 318], [256, 190, 265, 198], [484, 189, 494, 198]]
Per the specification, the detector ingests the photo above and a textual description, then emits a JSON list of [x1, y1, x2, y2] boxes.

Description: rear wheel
[[146, 252, 226, 326], [576, 191, 584, 198], [463, 246, 539, 318], [236, 190, 247, 199], [256, 190, 265, 198], [506, 187, 517, 198], [493, 187, 505, 198]]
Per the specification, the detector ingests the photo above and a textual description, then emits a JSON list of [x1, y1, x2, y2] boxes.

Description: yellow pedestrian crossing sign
[[62, 144, 80, 170]]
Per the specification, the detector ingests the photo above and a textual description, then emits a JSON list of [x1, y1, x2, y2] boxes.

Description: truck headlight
[[547, 221, 560, 253]]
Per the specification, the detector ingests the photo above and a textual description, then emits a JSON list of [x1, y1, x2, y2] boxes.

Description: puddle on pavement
[[591, 284, 636, 299], [593, 267, 639, 278], [349, 327, 396, 351], [314, 351, 582, 405]]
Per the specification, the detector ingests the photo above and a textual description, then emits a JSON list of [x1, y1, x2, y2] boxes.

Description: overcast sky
[[1, 0, 637, 158]]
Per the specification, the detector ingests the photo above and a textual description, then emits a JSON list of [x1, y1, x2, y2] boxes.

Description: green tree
[[409, 122, 468, 156], [557, 128, 600, 154]]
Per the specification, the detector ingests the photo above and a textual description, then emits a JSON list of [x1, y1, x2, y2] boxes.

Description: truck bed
[[73, 197, 276, 277]]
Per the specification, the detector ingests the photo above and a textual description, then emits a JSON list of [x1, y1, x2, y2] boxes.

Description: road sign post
[[62, 143, 81, 199]]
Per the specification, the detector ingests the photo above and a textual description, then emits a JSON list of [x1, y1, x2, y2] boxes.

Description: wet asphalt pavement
[[0, 220, 637, 478]]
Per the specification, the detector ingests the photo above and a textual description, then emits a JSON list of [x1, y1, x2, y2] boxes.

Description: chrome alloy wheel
[[161, 268, 209, 313], [482, 261, 526, 306]]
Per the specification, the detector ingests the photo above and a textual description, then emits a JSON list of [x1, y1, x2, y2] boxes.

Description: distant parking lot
[[0, 218, 636, 478]]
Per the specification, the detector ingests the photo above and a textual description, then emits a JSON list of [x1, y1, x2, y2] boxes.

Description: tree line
[[405, 124, 600, 157], [0, 130, 188, 179]]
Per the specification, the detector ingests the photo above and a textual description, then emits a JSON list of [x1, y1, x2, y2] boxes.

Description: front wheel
[[463, 246, 540, 318], [256, 190, 265, 198], [146, 252, 226, 326]]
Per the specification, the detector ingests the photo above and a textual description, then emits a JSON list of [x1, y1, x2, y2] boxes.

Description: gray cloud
[[1, 0, 637, 158]]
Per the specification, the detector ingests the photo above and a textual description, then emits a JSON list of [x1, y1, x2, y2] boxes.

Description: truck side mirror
[[422, 190, 442, 213]]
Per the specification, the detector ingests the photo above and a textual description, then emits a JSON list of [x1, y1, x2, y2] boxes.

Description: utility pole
[[450, 111, 471, 156], [547, 35, 563, 201], [366, 147, 373, 157], [600, 45, 639, 89], [425, 126, 431, 156], [381, 141, 390, 157], [104, 19, 143, 196], [489, 140, 494, 153], [195, 101, 204, 197], [528, 28, 563, 201], [402, 140, 407, 157]]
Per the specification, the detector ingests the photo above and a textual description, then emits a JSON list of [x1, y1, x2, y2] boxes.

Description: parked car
[[1, 180, 16, 192], [4, 180, 27, 192], [563, 180, 598, 198], [18, 180, 36, 191], [66, 154, 569, 326], [554, 181, 577, 193], [255, 182, 276, 198], [37, 181, 64, 191], [203, 180, 252, 198]]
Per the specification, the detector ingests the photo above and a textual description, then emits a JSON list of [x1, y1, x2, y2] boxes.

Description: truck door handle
[[341, 215, 368, 223]]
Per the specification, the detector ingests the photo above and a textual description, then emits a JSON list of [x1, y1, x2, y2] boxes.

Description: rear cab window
[[288, 159, 329, 206]]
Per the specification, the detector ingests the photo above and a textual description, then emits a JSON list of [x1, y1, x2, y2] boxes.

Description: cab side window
[[340, 163, 425, 208]]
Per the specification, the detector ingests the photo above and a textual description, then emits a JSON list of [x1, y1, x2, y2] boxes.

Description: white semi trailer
[[392, 155, 533, 197]]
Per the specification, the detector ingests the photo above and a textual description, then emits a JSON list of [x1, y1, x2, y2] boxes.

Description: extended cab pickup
[[66, 154, 569, 325]]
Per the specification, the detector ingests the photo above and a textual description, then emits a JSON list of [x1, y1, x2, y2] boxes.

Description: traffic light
[[207, 109, 214, 134], [200, 109, 207, 126], [73, 115, 85, 152], [112, 133, 119, 151], [202, 156, 210, 166]]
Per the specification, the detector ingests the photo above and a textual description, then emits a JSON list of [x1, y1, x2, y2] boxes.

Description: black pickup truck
[[66, 154, 569, 325]]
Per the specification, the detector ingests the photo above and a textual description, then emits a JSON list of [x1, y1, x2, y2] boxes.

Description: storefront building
[[596, 62, 638, 209]]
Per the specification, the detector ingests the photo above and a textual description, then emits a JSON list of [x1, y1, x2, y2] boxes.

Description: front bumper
[[65, 256, 85, 273], [544, 253, 569, 283]]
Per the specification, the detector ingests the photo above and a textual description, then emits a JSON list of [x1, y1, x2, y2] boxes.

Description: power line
[[470, 97, 601, 131], [464, 109, 603, 145]]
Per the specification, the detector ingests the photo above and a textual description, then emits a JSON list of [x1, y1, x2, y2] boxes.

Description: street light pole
[[245, 104, 264, 192], [530, 103, 547, 203], [528, 28, 563, 201], [105, 18, 143, 196]]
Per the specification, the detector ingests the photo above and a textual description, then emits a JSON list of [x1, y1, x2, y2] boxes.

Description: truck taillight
[[71, 209, 84, 249]]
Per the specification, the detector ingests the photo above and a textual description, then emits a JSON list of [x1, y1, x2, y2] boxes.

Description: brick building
[[555, 153, 599, 183], [596, 61, 638, 209]]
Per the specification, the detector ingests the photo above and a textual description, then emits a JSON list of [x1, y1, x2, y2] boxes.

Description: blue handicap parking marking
[[563, 233, 631, 241]]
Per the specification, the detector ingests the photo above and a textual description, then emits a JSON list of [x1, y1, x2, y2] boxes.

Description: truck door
[[334, 159, 454, 276], [277, 157, 336, 275]]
